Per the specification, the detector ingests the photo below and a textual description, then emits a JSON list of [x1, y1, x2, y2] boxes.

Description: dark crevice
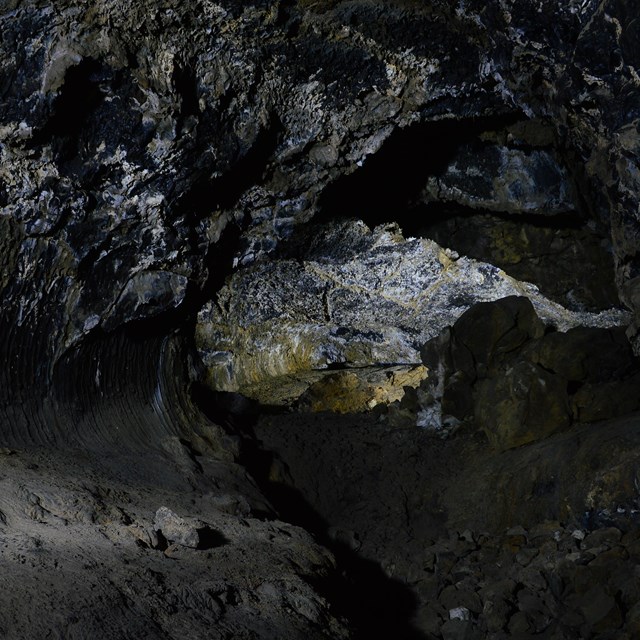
[[316, 113, 525, 235], [28, 57, 152, 183], [413, 201, 586, 233], [235, 434, 427, 640], [173, 60, 200, 131], [32, 58, 107, 158], [190, 385, 259, 436], [177, 114, 284, 221]]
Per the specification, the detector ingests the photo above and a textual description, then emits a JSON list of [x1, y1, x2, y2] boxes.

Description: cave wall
[[2, 0, 640, 443]]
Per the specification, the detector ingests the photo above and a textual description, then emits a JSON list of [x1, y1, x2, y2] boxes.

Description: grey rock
[[3, 2, 640, 639], [441, 618, 477, 640], [420, 144, 574, 216], [197, 223, 629, 403], [153, 506, 202, 549]]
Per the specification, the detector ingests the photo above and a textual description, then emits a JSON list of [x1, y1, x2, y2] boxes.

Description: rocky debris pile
[[410, 521, 640, 640], [196, 221, 629, 403], [417, 296, 640, 449], [255, 393, 640, 639]]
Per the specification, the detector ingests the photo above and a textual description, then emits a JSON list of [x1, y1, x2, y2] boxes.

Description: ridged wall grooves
[[0, 321, 224, 454]]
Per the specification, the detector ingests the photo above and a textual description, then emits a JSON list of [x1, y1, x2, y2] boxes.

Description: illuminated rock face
[[196, 219, 628, 403], [2, 0, 640, 434], [3, 1, 640, 638]]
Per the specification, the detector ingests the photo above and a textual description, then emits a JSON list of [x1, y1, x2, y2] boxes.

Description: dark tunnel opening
[[316, 112, 525, 235]]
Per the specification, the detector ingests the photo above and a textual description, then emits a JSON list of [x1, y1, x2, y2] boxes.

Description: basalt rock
[[196, 221, 628, 403], [420, 297, 640, 450], [3, 1, 640, 639], [2, 0, 640, 431]]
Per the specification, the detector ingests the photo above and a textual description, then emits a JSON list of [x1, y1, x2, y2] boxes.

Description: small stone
[[163, 543, 184, 558], [154, 506, 201, 549], [440, 585, 482, 615], [517, 589, 551, 633], [508, 611, 530, 634], [423, 551, 437, 572], [479, 579, 517, 603], [503, 533, 527, 553], [519, 566, 547, 591], [436, 550, 458, 576], [459, 529, 475, 543], [582, 527, 622, 550], [482, 597, 511, 633], [449, 606, 471, 621], [441, 618, 476, 640], [516, 547, 539, 566], [538, 539, 559, 558], [588, 545, 628, 568], [578, 585, 622, 631]]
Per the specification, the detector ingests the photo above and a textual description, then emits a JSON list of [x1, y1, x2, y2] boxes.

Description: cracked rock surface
[[196, 220, 629, 401], [3, 1, 640, 638]]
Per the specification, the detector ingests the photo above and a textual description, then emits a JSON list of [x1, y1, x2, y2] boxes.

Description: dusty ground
[[3, 404, 640, 639], [0, 443, 348, 640]]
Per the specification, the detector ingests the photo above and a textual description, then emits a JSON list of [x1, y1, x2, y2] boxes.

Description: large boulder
[[197, 223, 627, 402], [421, 296, 640, 450]]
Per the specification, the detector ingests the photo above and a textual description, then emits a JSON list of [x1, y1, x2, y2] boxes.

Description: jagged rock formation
[[196, 220, 627, 403], [418, 297, 640, 447], [2, 1, 640, 638]]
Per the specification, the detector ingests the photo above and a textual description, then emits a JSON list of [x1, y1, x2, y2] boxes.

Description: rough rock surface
[[0, 446, 348, 640], [3, 1, 640, 638], [417, 296, 640, 448], [3, 0, 640, 423], [196, 221, 628, 398]]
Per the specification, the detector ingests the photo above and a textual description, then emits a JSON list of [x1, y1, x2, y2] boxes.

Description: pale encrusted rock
[[197, 221, 629, 399]]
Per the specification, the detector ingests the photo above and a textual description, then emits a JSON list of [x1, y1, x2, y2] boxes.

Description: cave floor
[[254, 408, 640, 639], [2, 411, 640, 639], [0, 443, 348, 640]]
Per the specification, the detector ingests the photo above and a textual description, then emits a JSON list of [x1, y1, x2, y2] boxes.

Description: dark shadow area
[[196, 526, 230, 550], [234, 428, 428, 640], [30, 58, 150, 178], [173, 60, 200, 125], [176, 115, 283, 219], [35, 58, 107, 160], [190, 384, 260, 436], [316, 113, 524, 235], [415, 201, 585, 233], [189, 380, 427, 637]]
